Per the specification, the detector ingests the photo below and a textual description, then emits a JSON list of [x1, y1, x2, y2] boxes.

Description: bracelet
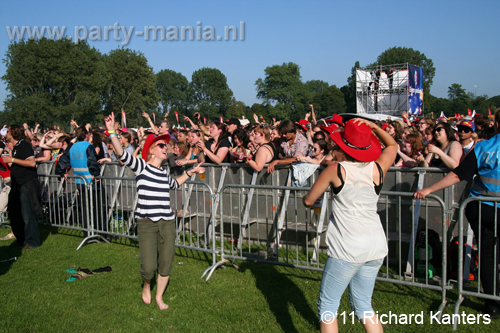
[[11, 158, 15, 163], [110, 133, 117, 138], [108, 130, 115, 134], [184, 170, 191, 177]]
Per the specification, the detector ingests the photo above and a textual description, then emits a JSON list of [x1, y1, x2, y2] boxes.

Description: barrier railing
[[33, 161, 483, 328], [37, 166, 218, 273], [453, 196, 500, 329]]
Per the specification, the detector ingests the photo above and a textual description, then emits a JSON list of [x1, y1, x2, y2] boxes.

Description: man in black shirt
[[3, 125, 41, 249]]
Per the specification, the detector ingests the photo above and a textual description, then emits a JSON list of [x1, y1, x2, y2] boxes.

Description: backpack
[[448, 236, 478, 281], [415, 228, 442, 278]]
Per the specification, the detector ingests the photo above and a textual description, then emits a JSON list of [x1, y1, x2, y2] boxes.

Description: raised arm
[[142, 112, 157, 134], [194, 113, 209, 136], [309, 104, 317, 125], [104, 112, 124, 157]]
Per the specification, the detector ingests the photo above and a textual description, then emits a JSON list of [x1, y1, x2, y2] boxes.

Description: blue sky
[[1, 0, 499, 113]]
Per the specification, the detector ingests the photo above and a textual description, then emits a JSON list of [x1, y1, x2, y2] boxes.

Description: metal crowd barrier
[[33, 160, 485, 327], [36, 161, 218, 271], [453, 196, 500, 330]]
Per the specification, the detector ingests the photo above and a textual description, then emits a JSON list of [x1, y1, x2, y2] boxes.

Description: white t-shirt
[[326, 161, 388, 263]]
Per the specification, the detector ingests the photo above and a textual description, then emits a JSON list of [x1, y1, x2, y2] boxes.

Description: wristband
[[108, 130, 115, 134], [184, 170, 191, 177], [110, 133, 117, 138], [11, 158, 15, 163]]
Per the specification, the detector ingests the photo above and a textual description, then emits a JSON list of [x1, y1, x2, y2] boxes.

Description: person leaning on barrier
[[175, 129, 205, 167], [395, 134, 424, 167], [229, 128, 250, 163], [415, 108, 500, 319], [197, 122, 231, 164], [420, 122, 462, 170], [296, 139, 329, 165], [104, 112, 204, 311], [267, 120, 308, 173], [244, 124, 277, 172], [304, 118, 397, 333]]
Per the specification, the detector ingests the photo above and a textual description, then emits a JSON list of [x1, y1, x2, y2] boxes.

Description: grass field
[[0, 225, 497, 332]]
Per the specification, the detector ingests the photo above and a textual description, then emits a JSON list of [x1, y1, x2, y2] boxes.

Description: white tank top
[[326, 161, 388, 262]]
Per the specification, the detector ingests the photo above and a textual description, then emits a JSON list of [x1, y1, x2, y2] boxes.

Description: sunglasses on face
[[156, 143, 167, 149], [458, 128, 471, 133], [433, 127, 444, 134]]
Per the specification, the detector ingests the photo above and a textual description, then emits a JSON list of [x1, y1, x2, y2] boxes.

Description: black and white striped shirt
[[120, 151, 179, 221]]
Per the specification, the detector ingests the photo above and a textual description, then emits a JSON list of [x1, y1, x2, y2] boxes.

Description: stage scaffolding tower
[[356, 63, 410, 117]]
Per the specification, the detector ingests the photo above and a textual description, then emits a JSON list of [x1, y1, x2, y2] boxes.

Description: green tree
[[447, 83, 470, 114], [487, 96, 500, 111], [304, 80, 329, 96], [249, 103, 278, 123], [315, 85, 346, 118], [305, 79, 328, 115], [470, 95, 491, 114], [1, 38, 107, 128], [188, 67, 233, 120], [102, 48, 158, 127], [427, 94, 452, 117], [156, 69, 189, 118], [227, 97, 246, 119], [255, 62, 309, 120], [447, 83, 468, 101], [340, 61, 359, 113]]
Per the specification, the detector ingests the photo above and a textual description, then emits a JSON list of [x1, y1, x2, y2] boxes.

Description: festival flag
[[471, 110, 476, 118], [152, 112, 156, 123], [467, 109, 472, 116], [454, 113, 458, 119], [438, 111, 448, 121], [121, 109, 127, 128], [203, 117, 206, 124], [220, 116, 223, 123], [489, 109, 492, 116], [174, 111, 179, 124]]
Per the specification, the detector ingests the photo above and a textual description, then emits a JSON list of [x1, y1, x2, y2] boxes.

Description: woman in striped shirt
[[105, 112, 203, 311]]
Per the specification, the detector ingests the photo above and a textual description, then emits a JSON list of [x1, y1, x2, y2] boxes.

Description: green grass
[[0, 225, 497, 332]]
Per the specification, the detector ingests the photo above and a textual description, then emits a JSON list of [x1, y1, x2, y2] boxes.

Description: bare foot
[[156, 297, 169, 310], [142, 283, 151, 304]]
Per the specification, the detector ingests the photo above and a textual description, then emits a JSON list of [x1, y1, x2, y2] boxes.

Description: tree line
[[1, 38, 498, 129]]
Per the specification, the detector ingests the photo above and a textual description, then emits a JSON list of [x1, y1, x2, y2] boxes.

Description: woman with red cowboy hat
[[105, 112, 203, 311], [304, 118, 397, 332]]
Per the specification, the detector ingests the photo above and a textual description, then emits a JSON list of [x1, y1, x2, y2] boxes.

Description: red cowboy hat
[[325, 114, 344, 127], [142, 133, 171, 161], [319, 123, 338, 134], [294, 119, 310, 131], [330, 119, 381, 162]]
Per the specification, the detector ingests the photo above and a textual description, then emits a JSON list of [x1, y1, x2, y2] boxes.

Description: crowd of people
[[1, 105, 499, 329]]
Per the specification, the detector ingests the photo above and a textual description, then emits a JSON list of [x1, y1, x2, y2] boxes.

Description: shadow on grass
[[0, 225, 22, 276], [239, 261, 319, 332], [0, 223, 61, 276]]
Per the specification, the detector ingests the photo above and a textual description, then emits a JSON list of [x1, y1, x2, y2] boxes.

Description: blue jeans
[[318, 257, 383, 321]]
